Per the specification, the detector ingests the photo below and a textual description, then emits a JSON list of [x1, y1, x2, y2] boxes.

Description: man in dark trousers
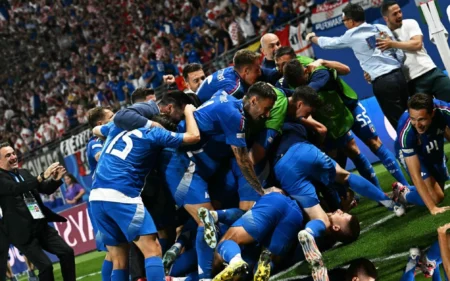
[[0, 217, 9, 281], [0, 142, 75, 281]]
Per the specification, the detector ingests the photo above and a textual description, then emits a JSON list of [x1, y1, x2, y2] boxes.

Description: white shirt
[[393, 19, 435, 81], [447, 5, 450, 25]]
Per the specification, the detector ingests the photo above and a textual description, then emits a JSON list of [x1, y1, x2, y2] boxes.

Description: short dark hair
[[186, 93, 202, 107], [87, 107, 111, 129], [284, 59, 305, 88], [381, 0, 398, 16], [343, 3, 365, 22], [245, 82, 277, 102], [183, 63, 203, 80], [407, 93, 434, 114], [336, 215, 360, 244], [291, 86, 322, 110], [233, 50, 260, 71], [274, 46, 296, 61], [159, 91, 192, 109], [131, 88, 155, 104], [345, 258, 377, 281], [151, 115, 177, 132]]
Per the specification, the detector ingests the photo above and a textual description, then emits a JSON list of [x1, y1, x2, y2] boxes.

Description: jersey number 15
[[105, 130, 143, 160]]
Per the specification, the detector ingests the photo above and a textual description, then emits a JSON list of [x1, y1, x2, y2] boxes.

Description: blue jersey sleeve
[[147, 127, 184, 148], [219, 107, 247, 147], [308, 70, 330, 92], [397, 115, 416, 157], [90, 140, 103, 156], [100, 122, 114, 137], [114, 101, 160, 130]]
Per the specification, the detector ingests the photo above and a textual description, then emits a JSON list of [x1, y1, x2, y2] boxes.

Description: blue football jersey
[[92, 123, 184, 197], [196, 67, 246, 103], [86, 137, 104, 171], [397, 99, 450, 163]]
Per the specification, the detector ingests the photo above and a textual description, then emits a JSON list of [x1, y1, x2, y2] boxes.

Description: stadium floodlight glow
[[420, 0, 450, 76]]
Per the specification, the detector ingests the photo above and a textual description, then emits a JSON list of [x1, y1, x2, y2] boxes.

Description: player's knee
[[345, 140, 360, 159], [366, 137, 382, 152], [135, 235, 162, 258]]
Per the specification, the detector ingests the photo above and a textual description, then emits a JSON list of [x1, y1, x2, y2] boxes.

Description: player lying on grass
[[394, 93, 450, 215]]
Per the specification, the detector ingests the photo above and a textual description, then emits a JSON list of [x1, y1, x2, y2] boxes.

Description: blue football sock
[[111, 269, 128, 281], [170, 248, 198, 276], [348, 174, 392, 207], [405, 186, 425, 206], [375, 144, 409, 185], [427, 241, 442, 263], [216, 208, 245, 225], [196, 226, 214, 280], [101, 259, 113, 281], [159, 238, 169, 255], [145, 256, 165, 281], [352, 153, 381, 189], [305, 220, 327, 239], [432, 268, 442, 281], [217, 240, 241, 263]]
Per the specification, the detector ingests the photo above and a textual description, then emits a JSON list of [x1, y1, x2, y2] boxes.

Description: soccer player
[[196, 50, 262, 104], [196, 50, 280, 104], [275, 46, 409, 188], [113, 90, 193, 130], [159, 82, 279, 281], [395, 93, 450, 215], [182, 63, 206, 94], [400, 242, 448, 281], [213, 193, 304, 281], [86, 106, 115, 281], [89, 104, 201, 281]]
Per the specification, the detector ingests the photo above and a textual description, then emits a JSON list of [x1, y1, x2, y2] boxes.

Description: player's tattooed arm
[[232, 145, 265, 196]]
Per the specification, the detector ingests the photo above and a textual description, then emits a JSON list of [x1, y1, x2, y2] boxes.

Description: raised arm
[[182, 104, 201, 144]]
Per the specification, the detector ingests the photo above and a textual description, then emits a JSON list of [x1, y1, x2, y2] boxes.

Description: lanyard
[[8, 171, 34, 199], [8, 171, 25, 183]]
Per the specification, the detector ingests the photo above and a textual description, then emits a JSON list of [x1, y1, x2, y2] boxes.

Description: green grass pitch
[[18, 147, 450, 281]]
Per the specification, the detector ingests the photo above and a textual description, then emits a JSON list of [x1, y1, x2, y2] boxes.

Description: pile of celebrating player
[[85, 4, 450, 281]]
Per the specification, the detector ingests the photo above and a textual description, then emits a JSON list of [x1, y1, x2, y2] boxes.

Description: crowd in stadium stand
[[0, 0, 314, 158]]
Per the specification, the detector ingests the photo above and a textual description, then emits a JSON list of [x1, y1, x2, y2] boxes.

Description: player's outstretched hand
[[263, 186, 285, 195], [52, 165, 67, 181], [44, 162, 60, 179], [431, 206, 450, 215], [163, 75, 176, 85], [306, 32, 316, 42], [184, 104, 197, 114], [363, 71, 371, 84], [438, 223, 450, 234]]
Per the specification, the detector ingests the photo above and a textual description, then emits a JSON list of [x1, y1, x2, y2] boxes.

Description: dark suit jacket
[[0, 168, 66, 245]]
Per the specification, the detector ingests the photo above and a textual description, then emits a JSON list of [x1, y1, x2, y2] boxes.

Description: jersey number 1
[[105, 130, 143, 160], [426, 140, 439, 154]]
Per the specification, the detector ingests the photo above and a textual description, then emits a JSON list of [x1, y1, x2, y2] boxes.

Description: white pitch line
[[361, 213, 396, 234], [76, 271, 101, 280]]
